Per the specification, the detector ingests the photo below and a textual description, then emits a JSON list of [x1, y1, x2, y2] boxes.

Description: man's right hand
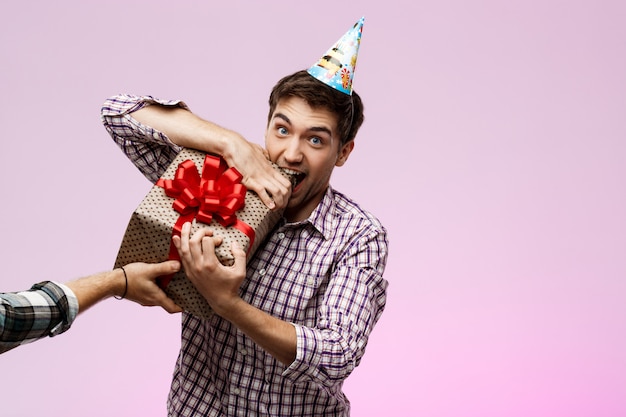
[[222, 138, 292, 210]]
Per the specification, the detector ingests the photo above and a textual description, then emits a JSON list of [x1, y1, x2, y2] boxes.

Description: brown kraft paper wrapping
[[114, 148, 292, 319]]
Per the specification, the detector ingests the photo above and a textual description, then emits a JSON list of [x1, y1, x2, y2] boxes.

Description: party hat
[[307, 17, 364, 95]]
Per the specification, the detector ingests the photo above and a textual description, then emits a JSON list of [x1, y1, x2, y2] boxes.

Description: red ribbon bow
[[155, 154, 254, 288]]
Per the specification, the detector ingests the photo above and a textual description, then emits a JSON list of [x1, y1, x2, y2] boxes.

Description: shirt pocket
[[257, 270, 322, 324]]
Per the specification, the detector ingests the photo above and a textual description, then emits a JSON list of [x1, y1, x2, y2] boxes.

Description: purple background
[[1, 1, 625, 416]]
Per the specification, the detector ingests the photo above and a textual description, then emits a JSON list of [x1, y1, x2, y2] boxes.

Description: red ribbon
[[155, 154, 254, 288]]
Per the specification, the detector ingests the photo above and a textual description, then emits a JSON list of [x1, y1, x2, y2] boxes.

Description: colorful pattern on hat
[[307, 17, 364, 95]]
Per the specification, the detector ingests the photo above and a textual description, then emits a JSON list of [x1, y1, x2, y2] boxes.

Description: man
[[102, 18, 388, 416], [0, 260, 181, 354]]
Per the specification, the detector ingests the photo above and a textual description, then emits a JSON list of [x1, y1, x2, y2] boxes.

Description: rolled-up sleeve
[[0, 281, 79, 354], [281, 227, 389, 391], [100, 94, 188, 183]]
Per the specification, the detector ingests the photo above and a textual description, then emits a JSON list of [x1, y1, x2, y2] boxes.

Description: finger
[[189, 227, 213, 258], [256, 187, 276, 210], [276, 171, 293, 188], [172, 235, 181, 250], [210, 235, 224, 247], [266, 186, 285, 210], [199, 232, 218, 256], [177, 222, 193, 258], [231, 241, 247, 272], [181, 221, 192, 239], [155, 260, 181, 275], [160, 297, 183, 314], [189, 227, 214, 244], [265, 180, 291, 210], [143, 282, 182, 314]]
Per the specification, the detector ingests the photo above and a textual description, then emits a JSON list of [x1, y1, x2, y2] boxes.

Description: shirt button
[[258, 268, 266, 276], [307, 277, 315, 285], [232, 387, 241, 395], [277, 232, 285, 239], [240, 348, 248, 356]]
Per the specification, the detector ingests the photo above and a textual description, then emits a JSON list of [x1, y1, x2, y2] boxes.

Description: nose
[[283, 136, 303, 164]]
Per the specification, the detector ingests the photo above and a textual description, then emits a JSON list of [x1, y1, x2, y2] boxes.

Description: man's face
[[265, 96, 354, 222]]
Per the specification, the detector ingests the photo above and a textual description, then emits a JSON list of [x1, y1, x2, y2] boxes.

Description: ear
[[335, 141, 355, 167]]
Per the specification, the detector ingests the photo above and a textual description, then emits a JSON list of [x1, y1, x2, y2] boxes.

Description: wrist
[[216, 129, 246, 164], [212, 295, 245, 320], [110, 268, 128, 299]]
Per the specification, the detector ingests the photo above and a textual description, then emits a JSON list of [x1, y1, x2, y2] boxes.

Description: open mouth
[[283, 168, 306, 189]]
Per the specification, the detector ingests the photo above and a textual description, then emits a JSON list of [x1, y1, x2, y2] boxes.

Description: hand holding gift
[[114, 148, 294, 319], [172, 223, 246, 315]]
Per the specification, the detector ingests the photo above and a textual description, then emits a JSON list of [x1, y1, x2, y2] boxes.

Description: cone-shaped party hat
[[307, 17, 364, 95]]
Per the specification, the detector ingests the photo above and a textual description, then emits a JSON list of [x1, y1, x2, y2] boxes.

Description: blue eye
[[278, 127, 288, 136], [310, 137, 322, 145]]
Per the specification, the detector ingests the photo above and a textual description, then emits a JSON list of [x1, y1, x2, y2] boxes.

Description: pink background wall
[[1, 1, 625, 416]]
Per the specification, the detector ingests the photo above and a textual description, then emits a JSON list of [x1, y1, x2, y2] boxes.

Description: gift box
[[114, 148, 292, 319]]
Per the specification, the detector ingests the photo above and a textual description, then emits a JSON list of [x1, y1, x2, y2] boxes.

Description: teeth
[[282, 169, 304, 187]]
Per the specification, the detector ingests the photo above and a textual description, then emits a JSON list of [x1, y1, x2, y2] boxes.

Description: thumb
[[160, 297, 183, 314], [149, 261, 183, 313], [231, 241, 247, 266], [153, 260, 181, 276]]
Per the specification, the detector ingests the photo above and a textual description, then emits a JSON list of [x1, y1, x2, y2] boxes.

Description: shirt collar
[[282, 186, 336, 240]]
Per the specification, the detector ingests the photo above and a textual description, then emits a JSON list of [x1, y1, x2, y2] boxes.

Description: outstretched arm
[[0, 260, 182, 354], [66, 260, 182, 314]]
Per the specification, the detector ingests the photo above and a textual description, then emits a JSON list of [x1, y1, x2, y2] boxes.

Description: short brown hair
[[267, 70, 364, 145]]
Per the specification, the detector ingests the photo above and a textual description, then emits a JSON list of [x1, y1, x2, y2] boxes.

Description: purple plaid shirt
[[102, 95, 389, 417]]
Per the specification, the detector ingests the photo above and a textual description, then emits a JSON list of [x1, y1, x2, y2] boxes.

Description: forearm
[[132, 105, 246, 166], [102, 93, 291, 208], [65, 269, 126, 314], [216, 298, 297, 366]]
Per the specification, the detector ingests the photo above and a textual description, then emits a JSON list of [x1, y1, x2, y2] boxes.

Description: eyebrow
[[273, 112, 333, 137]]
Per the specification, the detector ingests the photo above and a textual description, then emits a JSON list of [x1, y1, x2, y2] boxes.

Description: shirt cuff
[[47, 282, 79, 337], [100, 94, 189, 117], [281, 324, 322, 382]]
